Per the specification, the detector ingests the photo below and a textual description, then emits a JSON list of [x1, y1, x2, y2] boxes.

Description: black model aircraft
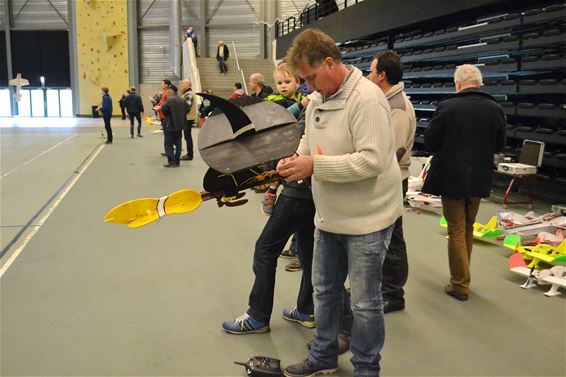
[[104, 94, 301, 228]]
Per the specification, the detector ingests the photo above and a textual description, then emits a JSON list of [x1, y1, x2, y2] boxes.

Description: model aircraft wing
[[9, 78, 29, 86]]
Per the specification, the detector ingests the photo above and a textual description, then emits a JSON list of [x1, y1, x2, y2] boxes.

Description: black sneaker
[[222, 313, 270, 334], [284, 359, 337, 377], [282, 307, 315, 328], [383, 299, 405, 313]]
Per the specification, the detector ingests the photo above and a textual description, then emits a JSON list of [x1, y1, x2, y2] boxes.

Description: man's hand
[[277, 155, 314, 182]]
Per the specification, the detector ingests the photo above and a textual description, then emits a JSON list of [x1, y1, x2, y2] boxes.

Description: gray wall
[[137, 0, 309, 84], [10, 0, 68, 29]]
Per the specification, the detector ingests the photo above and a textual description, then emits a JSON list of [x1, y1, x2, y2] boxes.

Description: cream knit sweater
[[297, 67, 403, 235]]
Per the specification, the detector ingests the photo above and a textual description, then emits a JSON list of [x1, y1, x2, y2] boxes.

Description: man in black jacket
[[422, 64, 506, 301], [248, 73, 273, 99], [161, 84, 188, 167], [124, 87, 144, 138]]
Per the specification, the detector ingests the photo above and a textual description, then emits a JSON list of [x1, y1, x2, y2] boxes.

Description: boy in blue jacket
[[98, 87, 113, 144]]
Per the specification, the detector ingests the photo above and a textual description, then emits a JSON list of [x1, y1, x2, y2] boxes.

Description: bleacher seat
[[523, 8, 542, 16], [537, 128, 555, 134], [540, 79, 558, 85], [544, 4, 566, 12], [521, 55, 539, 62], [543, 28, 562, 37], [503, 13, 520, 20]]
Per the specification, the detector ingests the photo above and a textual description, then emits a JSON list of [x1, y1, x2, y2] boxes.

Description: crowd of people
[[97, 27, 506, 377], [96, 78, 197, 168]]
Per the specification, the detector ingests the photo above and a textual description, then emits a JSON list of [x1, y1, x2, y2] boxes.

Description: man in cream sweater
[[278, 29, 403, 377]]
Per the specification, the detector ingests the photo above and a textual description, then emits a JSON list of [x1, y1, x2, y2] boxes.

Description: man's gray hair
[[454, 64, 482, 86], [251, 73, 265, 85]]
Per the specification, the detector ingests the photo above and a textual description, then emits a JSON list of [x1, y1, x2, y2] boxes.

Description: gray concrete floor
[[0, 118, 564, 377]]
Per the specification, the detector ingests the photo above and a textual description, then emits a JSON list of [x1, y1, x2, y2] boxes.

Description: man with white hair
[[216, 41, 229, 74], [248, 73, 273, 99], [422, 64, 506, 301]]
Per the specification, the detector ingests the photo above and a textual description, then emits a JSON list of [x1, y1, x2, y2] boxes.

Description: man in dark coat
[[216, 41, 229, 74], [161, 84, 188, 167], [422, 64, 506, 301], [124, 87, 144, 138]]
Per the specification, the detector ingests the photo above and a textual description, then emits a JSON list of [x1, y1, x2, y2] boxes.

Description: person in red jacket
[[228, 82, 246, 100], [154, 79, 172, 128], [153, 79, 172, 156]]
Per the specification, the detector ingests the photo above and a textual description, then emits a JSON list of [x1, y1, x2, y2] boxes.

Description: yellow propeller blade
[[104, 189, 203, 228], [104, 198, 159, 224], [165, 189, 203, 214]]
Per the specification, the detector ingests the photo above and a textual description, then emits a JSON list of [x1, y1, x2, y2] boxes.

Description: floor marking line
[[0, 225, 40, 228], [0, 134, 78, 180], [0, 142, 106, 278]]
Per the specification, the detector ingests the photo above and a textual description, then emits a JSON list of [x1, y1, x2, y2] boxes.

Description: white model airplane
[[509, 251, 566, 296], [499, 211, 566, 249], [406, 156, 443, 210], [407, 156, 432, 193], [8, 73, 30, 102]]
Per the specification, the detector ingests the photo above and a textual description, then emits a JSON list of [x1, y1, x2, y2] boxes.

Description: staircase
[[196, 57, 276, 99]]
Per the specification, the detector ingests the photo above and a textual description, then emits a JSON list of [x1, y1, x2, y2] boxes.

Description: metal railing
[[231, 41, 248, 94], [182, 38, 202, 108], [275, 0, 363, 37]]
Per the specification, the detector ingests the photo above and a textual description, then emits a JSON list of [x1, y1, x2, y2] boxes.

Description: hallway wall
[[76, 0, 129, 116]]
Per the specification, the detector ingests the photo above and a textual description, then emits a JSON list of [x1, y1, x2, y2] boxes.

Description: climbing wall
[[76, 0, 129, 115]]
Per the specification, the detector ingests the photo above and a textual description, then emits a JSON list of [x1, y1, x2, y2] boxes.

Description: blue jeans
[[164, 129, 182, 165], [309, 226, 393, 377], [218, 58, 227, 73]]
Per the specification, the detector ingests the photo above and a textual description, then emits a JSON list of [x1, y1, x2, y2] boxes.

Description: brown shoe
[[280, 248, 295, 259], [285, 258, 302, 272], [307, 330, 350, 355], [444, 285, 468, 301], [337, 331, 350, 354]]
